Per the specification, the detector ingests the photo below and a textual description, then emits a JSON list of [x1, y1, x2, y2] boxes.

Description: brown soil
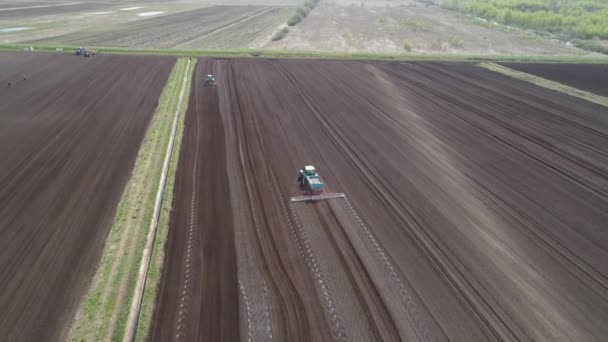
[[151, 60, 240, 342], [155, 58, 608, 341], [0, 51, 174, 341], [501, 63, 608, 97]]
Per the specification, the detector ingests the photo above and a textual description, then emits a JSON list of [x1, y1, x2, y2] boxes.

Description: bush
[[271, 28, 289, 41], [401, 19, 431, 32], [448, 35, 464, 48], [287, 0, 319, 27], [575, 38, 608, 54], [287, 13, 304, 26], [296, 6, 310, 17], [403, 39, 413, 51], [304, 0, 315, 9]]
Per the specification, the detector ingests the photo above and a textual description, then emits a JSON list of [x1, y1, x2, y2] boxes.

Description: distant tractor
[[76, 47, 95, 57], [204, 74, 216, 86], [291, 165, 345, 203]]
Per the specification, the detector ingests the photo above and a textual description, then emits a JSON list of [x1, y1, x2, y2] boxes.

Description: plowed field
[[0, 52, 174, 341], [154, 59, 608, 341], [36, 5, 291, 49], [501, 63, 608, 97]]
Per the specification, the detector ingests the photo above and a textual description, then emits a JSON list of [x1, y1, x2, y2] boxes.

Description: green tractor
[[292, 165, 345, 203], [298, 165, 324, 194], [204, 74, 216, 86]]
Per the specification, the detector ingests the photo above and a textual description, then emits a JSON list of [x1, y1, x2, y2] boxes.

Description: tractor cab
[[302, 165, 316, 176]]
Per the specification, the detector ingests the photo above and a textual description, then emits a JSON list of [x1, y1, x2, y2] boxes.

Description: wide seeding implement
[[290, 165, 345, 203]]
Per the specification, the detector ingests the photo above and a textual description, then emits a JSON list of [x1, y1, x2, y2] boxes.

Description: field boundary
[[124, 58, 191, 342], [480, 62, 608, 108], [132, 59, 196, 342], [2, 43, 608, 63], [67, 58, 192, 342]]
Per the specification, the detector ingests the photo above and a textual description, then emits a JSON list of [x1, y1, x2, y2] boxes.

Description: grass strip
[[2, 43, 608, 63], [68, 58, 192, 341], [133, 58, 196, 342], [480, 62, 608, 108]]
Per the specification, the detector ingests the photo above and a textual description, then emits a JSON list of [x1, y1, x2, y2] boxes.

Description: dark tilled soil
[[501, 62, 608, 97], [157, 59, 608, 341], [151, 60, 240, 342], [0, 52, 174, 341]]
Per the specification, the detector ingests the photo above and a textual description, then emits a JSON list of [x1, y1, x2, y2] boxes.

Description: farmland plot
[[0, 52, 174, 341], [154, 58, 608, 341], [34, 5, 291, 49]]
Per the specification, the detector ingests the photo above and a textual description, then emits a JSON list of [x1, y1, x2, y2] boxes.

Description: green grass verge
[[134, 58, 196, 342], [480, 62, 608, 108], [69, 58, 193, 342], [3, 43, 608, 63]]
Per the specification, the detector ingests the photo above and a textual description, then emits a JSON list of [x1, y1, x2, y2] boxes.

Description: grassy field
[[266, 2, 586, 55], [68, 58, 194, 342], [480, 62, 608, 108], [3, 43, 608, 63]]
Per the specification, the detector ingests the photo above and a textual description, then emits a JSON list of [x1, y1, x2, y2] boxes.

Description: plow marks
[[154, 58, 608, 341]]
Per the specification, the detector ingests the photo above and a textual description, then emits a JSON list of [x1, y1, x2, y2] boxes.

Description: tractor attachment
[[290, 192, 345, 203]]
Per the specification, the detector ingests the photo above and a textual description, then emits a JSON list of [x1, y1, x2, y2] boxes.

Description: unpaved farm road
[[153, 59, 608, 341], [0, 52, 174, 341]]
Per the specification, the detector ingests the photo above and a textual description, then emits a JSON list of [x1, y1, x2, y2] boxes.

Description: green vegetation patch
[[441, 0, 608, 53], [403, 39, 413, 51], [480, 62, 608, 108], [448, 36, 464, 48], [68, 58, 193, 342], [400, 18, 432, 32], [288, 0, 319, 26], [272, 27, 290, 41]]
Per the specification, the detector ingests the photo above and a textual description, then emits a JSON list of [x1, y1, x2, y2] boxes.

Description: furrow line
[[267, 166, 347, 341]]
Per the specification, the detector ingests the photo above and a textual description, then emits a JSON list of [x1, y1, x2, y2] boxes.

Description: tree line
[[440, 0, 608, 40]]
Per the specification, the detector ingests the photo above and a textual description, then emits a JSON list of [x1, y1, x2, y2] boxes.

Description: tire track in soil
[[218, 60, 278, 342], [173, 62, 201, 341], [272, 60, 442, 341]]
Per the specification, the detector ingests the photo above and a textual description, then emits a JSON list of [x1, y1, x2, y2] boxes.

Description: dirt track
[[155, 59, 608, 341], [0, 52, 173, 341], [501, 63, 608, 97]]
